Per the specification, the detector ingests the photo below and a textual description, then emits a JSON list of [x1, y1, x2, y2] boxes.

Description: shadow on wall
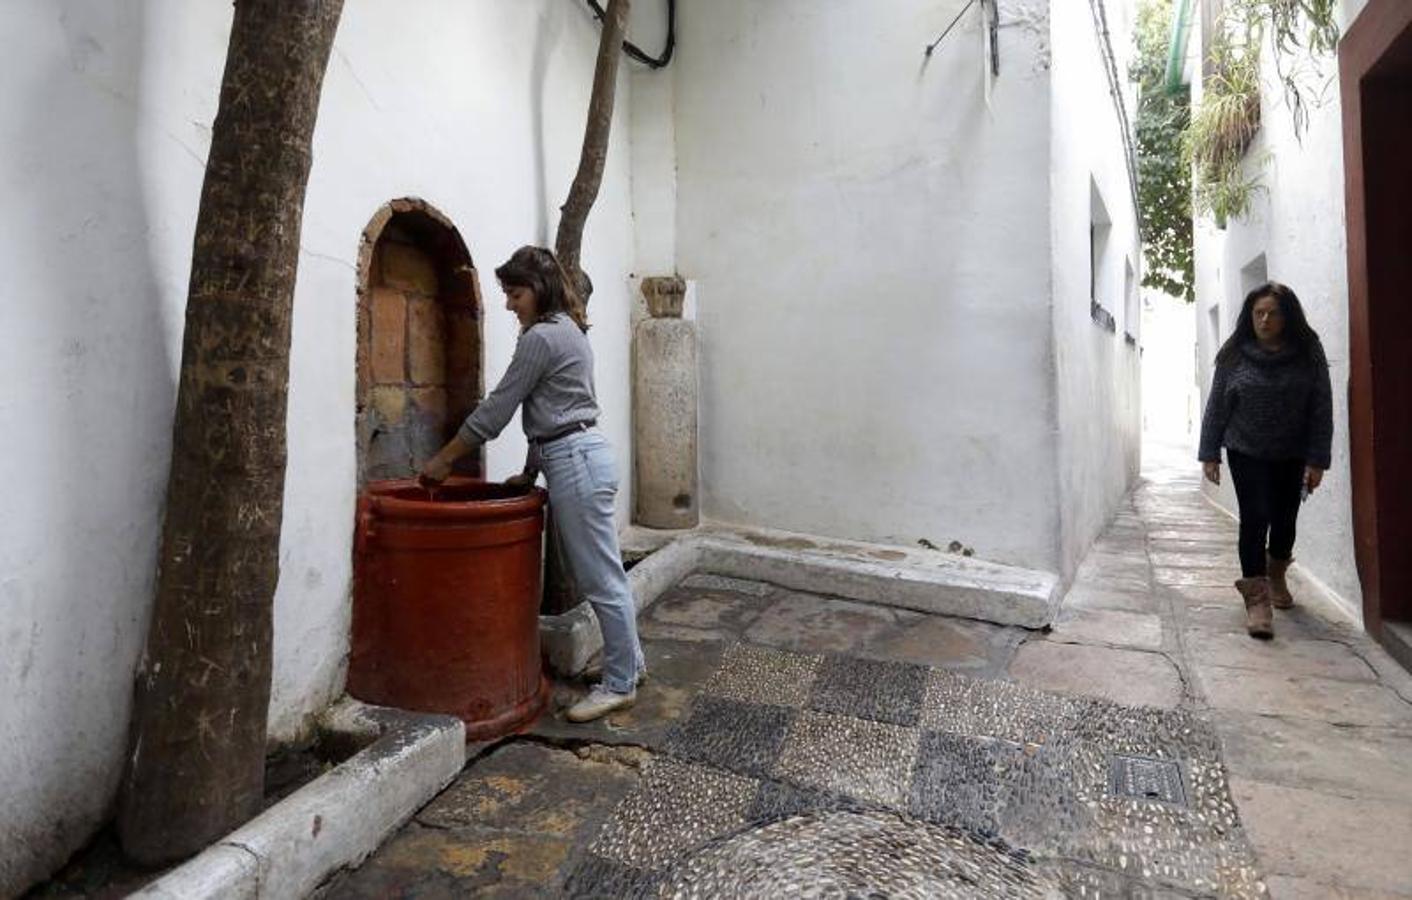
[[529, 3, 565, 246], [1, 3, 173, 893]]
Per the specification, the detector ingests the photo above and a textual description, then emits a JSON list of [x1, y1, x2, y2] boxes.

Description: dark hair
[[1215, 281, 1326, 368], [494, 245, 589, 333]]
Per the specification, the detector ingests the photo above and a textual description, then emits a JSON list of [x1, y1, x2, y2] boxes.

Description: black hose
[[582, 0, 675, 69]]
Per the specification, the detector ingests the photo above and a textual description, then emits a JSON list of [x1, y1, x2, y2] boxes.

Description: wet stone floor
[[327, 443, 1412, 899]]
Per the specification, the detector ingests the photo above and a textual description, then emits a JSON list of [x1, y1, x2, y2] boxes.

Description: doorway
[[1341, 0, 1412, 670], [355, 199, 483, 483]]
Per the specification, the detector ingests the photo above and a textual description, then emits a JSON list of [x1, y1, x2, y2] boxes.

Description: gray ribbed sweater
[[1198, 340, 1333, 469], [458, 314, 600, 445]]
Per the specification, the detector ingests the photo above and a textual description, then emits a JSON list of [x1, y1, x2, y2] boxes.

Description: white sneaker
[[566, 685, 637, 723]]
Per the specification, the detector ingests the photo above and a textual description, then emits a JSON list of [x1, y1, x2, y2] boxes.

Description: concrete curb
[[129, 700, 464, 900], [540, 523, 1060, 677], [541, 529, 700, 674]]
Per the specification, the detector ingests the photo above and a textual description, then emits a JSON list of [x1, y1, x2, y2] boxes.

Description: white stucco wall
[[0, 1, 638, 892], [673, 0, 1063, 571], [1049, 0, 1144, 578], [1190, 1, 1364, 619]]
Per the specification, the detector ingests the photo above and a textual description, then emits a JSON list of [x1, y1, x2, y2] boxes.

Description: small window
[[1090, 179, 1116, 332], [1240, 252, 1268, 299], [1123, 259, 1139, 346]]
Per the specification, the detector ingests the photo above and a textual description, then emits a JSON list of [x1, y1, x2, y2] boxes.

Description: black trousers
[[1226, 448, 1305, 578]]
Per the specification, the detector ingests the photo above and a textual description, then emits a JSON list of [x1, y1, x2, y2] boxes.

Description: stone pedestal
[[634, 277, 699, 528]]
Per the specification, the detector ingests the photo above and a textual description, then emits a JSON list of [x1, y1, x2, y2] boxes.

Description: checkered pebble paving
[[563, 642, 1266, 899]]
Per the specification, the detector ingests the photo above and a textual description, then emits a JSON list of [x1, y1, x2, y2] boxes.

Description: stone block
[[370, 287, 406, 384], [380, 241, 438, 295], [355, 300, 371, 396], [1048, 608, 1164, 651], [744, 591, 914, 656], [1008, 641, 1183, 708], [407, 298, 446, 385], [1195, 665, 1412, 726], [1231, 778, 1412, 895], [858, 614, 1014, 675], [368, 386, 407, 426], [1213, 711, 1412, 805], [1265, 874, 1411, 899], [408, 386, 447, 422], [1186, 629, 1375, 682], [446, 309, 479, 379], [645, 584, 770, 633], [633, 317, 698, 529]]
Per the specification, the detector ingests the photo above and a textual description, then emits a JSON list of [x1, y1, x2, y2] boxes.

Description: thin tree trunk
[[118, 0, 343, 865], [555, 0, 631, 304]]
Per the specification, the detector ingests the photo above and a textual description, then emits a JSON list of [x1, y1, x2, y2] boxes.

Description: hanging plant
[[1182, 0, 1338, 227], [1184, 35, 1263, 227]]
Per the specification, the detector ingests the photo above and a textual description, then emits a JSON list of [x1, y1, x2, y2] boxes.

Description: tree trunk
[[555, 0, 631, 305], [118, 0, 343, 865]]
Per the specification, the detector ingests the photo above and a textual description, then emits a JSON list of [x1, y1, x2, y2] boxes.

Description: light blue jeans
[[538, 429, 645, 694]]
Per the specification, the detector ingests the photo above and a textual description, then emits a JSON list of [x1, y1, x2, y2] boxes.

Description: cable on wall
[[582, 0, 676, 69]]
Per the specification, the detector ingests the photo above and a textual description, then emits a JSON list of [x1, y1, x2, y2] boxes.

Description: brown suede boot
[[1267, 555, 1295, 609], [1235, 577, 1274, 639]]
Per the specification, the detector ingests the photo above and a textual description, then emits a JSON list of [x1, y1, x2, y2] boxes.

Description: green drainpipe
[[1164, 0, 1195, 95]]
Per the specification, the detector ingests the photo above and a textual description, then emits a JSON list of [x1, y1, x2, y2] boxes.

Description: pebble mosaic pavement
[[562, 642, 1266, 899]]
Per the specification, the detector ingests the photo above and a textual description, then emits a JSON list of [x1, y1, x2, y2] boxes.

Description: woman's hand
[[504, 471, 535, 490], [417, 455, 453, 489], [1203, 461, 1221, 485], [1304, 466, 1324, 494], [417, 435, 476, 489]]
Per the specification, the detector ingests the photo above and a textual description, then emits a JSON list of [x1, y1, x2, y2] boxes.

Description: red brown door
[[1341, 0, 1412, 670]]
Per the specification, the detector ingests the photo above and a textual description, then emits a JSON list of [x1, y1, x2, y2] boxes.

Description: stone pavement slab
[[1196, 665, 1412, 727], [742, 589, 920, 655], [1230, 778, 1412, 896], [1008, 640, 1185, 708], [1212, 712, 1412, 805], [1266, 875, 1412, 900], [1186, 629, 1376, 682], [1047, 607, 1165, 651], [856, 613, 1023, 677], [1063, 582, 1167, 614]]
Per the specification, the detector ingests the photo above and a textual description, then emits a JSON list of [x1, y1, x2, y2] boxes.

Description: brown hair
[[494, 246, 589, 333], [1215, 281, 1326, 368]]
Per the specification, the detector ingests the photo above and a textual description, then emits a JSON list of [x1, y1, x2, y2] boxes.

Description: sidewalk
[[327, 442, 1412, 898], [1118, 441, 1412, 898]]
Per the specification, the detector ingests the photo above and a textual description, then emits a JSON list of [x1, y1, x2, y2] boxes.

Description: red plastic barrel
[[349, 477, 550, 740]]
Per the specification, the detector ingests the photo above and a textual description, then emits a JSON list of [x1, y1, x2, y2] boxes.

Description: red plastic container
[[349, 477, 550, 740]]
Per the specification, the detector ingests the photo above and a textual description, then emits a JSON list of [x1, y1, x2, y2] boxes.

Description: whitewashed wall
[[673, 0, 1065, 571], [0, 1, 638, 892], [1190, 0, 1367, 620], [1050, 1, 1144, 576]]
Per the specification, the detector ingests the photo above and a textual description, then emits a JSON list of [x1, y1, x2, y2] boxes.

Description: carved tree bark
[[118, 0, 344, 865], [555, 0, 631, 305]]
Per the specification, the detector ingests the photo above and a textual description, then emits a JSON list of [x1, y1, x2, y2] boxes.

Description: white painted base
[[541, 523, 1062, 676], [130, 700, 464, 900]]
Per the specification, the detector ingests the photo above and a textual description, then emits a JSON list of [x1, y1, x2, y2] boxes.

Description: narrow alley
[[326, 441, 1412, 898]]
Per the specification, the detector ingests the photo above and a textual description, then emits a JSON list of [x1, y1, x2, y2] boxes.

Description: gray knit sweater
[[458, 314, 600, 445], [1198, 340, 1333, 469]]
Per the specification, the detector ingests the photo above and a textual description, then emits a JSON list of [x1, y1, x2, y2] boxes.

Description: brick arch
[[355, 198, 484, 483]]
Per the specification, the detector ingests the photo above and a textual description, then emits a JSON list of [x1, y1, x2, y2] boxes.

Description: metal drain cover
[[1109, 755, 1187, 806]]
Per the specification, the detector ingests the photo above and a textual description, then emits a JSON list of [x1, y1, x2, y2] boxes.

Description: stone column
[[633, 276, 699, 528]]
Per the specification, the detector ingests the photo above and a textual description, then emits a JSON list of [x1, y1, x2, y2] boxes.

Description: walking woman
[[418, 245, 645, 722], [1198, 282, 1333, 639]]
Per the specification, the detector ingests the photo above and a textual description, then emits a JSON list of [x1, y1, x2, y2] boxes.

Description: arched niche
[[355, 198, 483, 483]]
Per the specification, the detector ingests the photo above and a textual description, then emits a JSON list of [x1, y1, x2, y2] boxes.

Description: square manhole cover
[[1108, 754, 1187, 806]]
